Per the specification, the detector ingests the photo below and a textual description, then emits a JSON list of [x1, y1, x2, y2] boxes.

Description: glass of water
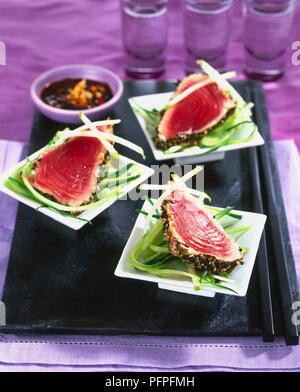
[[182, 0, 235, 74], [120, 0, 169, 79], [243, 0, 297, 81]]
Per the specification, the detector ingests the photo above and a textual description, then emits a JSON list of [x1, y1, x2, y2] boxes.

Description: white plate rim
[[128, 92, 265, 161], [0, 148, 154, 230], [115, 198, 267, 297]]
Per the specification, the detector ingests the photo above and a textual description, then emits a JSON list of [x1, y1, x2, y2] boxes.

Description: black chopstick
[[253, 85, 299, 346], [248, 147, 274, 342], [244, 86, 274, 342]]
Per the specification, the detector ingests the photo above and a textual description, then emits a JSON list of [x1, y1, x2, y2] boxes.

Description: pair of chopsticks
[[249, 84, 299, 345], [245, 85, 274, 343]]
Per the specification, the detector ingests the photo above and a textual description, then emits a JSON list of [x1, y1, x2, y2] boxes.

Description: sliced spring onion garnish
[[220, 71, 237, 80], [143, 166, 203, 233], [214, 206, 234, 220], [197, 60, 252, 116], [48, 115, 145, 160], [176, 166, 203, 185], [164, 77, 214, 110], [73, 119, 121, 132], [167, 69, 241, 111], [211, 274, 235, 284], [131, 100, 161, 127], [129, 196, 248, 294], [139, 183, 210, 202], [206, 205, 242, 220], [79, 112, 119, 158], [5, 142, 143, 221]]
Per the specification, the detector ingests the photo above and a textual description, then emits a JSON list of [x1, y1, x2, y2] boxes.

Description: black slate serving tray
[[1, 80, 299, 344]]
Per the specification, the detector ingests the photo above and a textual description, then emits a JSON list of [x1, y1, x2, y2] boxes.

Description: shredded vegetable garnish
[[131, 169, 250, 294], [4, 115, 145, 219], [164, 77, 214, 110], [130, 199, 249, 294], [142, 166, 203, 233], [133, 61, 257, 156], [79, 112, 145, 159]]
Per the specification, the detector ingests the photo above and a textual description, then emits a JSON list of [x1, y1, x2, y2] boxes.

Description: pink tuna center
[[169, 192, 235, 259]]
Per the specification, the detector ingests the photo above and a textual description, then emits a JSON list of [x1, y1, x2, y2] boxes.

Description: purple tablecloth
[[0, 0, 300, 372], [0, 0, 300, 149]]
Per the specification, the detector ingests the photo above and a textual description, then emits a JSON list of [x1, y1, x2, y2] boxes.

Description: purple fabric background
[[0, 0, 300, 147], [0, 0, 300, 372]]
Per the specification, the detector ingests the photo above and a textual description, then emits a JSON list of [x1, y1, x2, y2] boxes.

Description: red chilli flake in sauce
[[40, 78, 113, 110]]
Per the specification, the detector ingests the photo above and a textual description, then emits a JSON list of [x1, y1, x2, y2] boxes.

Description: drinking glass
[[243, 0, 297, 81], [120, 0, 169, 79], [182, 0, 235, 74]]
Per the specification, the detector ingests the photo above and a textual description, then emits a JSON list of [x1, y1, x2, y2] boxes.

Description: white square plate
[[129, 92, 265, 162], [0, 149, 154, 230], [115, 199, 267, 297]]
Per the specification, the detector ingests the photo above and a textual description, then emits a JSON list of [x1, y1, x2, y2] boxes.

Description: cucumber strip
[[225, 225, 251, 234], [146, 268, 237, 293], [104, 174, 142, 190], [4, 177, 35, 199], [241, 247, 250, 254], [105, 163, 135, 179], [143, 252, 163, 264], [201, 120, 252, 147], [149, 268, 201, 281], [132, 101, 160, 126], [141, 219, 163, 251], [227, 124, 257, 145], [164, 146, 184, 154], [149, 245, 170, 254], [135, 109, 159, 129], [131, 259, 172, 272], [10, 164, 27, 182], [197, 133, 233, 156], [144, 253, 174, 265]]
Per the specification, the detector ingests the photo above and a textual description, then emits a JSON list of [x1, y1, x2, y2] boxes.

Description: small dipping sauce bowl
[[30, 64, 123, 124]]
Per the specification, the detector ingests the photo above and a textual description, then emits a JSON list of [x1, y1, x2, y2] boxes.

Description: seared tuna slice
[[154, 74, 236, 150], [30, 125, 113, 207], [161, 189, 243, 272]]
